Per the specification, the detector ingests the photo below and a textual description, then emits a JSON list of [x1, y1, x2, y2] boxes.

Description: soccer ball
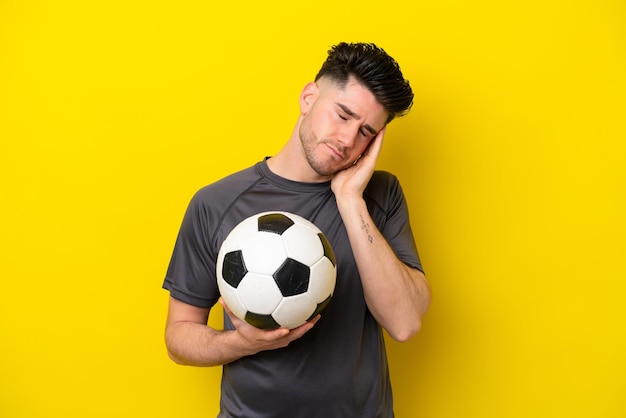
[[216, 211, 337, 330]]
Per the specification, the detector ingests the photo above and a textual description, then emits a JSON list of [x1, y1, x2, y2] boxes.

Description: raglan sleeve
[[162, 189, 221, 308], [376, 172, 424, 273]]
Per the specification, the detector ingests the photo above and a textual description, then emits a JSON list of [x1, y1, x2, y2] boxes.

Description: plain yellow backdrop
[[1, 0, 624, 417]]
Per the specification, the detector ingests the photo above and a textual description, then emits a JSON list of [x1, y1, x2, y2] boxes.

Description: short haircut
[[315, 42, 414, 123]]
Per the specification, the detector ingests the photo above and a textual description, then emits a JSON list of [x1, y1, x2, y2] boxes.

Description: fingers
[[363, 126, 385, 160], [270, 315, 320, 343], [288, 315, 320, 339], [220, 298, 319, 347]]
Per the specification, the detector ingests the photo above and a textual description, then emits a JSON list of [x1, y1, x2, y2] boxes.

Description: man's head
[[275, 42, 412, 182], [314, 42, 414, 124]]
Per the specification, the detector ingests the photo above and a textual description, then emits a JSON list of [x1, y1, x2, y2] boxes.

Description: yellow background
[[1, 0, 624, 417]]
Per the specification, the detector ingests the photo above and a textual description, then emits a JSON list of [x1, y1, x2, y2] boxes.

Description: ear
[[299, 82, 319, 115]]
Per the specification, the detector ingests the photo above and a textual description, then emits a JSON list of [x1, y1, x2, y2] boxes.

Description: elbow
[[389, 294, 431, 342], [165, 340, 185, 365], [166, 346, 200, 366], [166, 348, 185, 365], [165, 330, 189, 366], [388, 319, 422, 343]]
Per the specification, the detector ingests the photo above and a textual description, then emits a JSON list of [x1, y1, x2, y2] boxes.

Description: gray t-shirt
[[163, 160, 422, 418]]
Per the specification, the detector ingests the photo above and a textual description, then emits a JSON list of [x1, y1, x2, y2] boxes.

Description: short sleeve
[[366, 171, 424, 273], [162, 191, 220, 308]]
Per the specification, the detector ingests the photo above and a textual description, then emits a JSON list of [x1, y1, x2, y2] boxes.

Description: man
[[163, 42, 431, 417]]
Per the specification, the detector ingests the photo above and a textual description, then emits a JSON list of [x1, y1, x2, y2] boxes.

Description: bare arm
[[335, 199, 431, 341], [331, 129, 431, 342], [164, 297, 319, 366]]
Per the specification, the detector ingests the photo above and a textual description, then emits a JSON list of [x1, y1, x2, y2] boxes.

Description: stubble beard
[[299, 117, 347, 178]]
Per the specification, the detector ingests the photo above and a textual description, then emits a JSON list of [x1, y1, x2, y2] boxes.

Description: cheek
[[311, 108, 341, 135]]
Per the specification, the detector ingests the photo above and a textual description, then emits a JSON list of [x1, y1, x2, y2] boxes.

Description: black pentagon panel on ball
[[245, 312, 280, 330], [308, 294, 333, 321], [222, 250, 248, 288], [318, 233, 336, 266], [273, 258, 310, 296], [258, 213, 295, 235]]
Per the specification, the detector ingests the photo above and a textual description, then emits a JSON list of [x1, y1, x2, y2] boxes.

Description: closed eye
[[335, 103, 378, 136]]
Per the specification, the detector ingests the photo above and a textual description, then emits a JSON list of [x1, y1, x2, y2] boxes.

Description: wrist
[[335, 194, 366, 215], [222, 328, 256, 360]]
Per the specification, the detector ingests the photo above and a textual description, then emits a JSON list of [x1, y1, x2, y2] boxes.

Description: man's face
[[299, 76, 388, 178]]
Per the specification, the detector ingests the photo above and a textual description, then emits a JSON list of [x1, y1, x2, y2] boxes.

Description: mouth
[[323, 142, 346, 160]]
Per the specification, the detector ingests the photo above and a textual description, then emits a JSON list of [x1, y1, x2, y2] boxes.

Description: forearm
[[337, 197, 431, 341], [165, 322, 250, 367], [165, 297, 319, 366]]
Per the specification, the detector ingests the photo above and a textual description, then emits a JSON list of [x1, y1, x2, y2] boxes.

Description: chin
[[308, 160, 338, 178]]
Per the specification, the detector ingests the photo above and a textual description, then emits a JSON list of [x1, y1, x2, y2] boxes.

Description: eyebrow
[[336, 103, 378, 135]]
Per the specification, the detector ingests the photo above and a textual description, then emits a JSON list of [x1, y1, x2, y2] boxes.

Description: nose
[[336, 122, 360, 149]]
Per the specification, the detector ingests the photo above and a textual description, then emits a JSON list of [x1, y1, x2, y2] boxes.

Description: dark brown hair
[[315, 42, 414, 123]]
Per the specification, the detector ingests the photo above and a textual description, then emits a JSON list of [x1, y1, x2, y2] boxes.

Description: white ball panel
[[219, 216, 259, 253], [282, 224, 323, 265], [216, 250, 225, 280], [218, 281, 247, 321], [287, 213, 320, 231], [241, 232, 287, 274], [308, 257, 337, 303], [272, 293, 317, 329], [237, 273, 282, 314]]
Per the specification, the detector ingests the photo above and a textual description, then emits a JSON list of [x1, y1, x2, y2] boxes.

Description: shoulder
[[364, 170, 403, 205], [177, 162, 266, 253], [366, 170, 400, 190], [189, 163, 262, 207], [181, 163, 263, 230]]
